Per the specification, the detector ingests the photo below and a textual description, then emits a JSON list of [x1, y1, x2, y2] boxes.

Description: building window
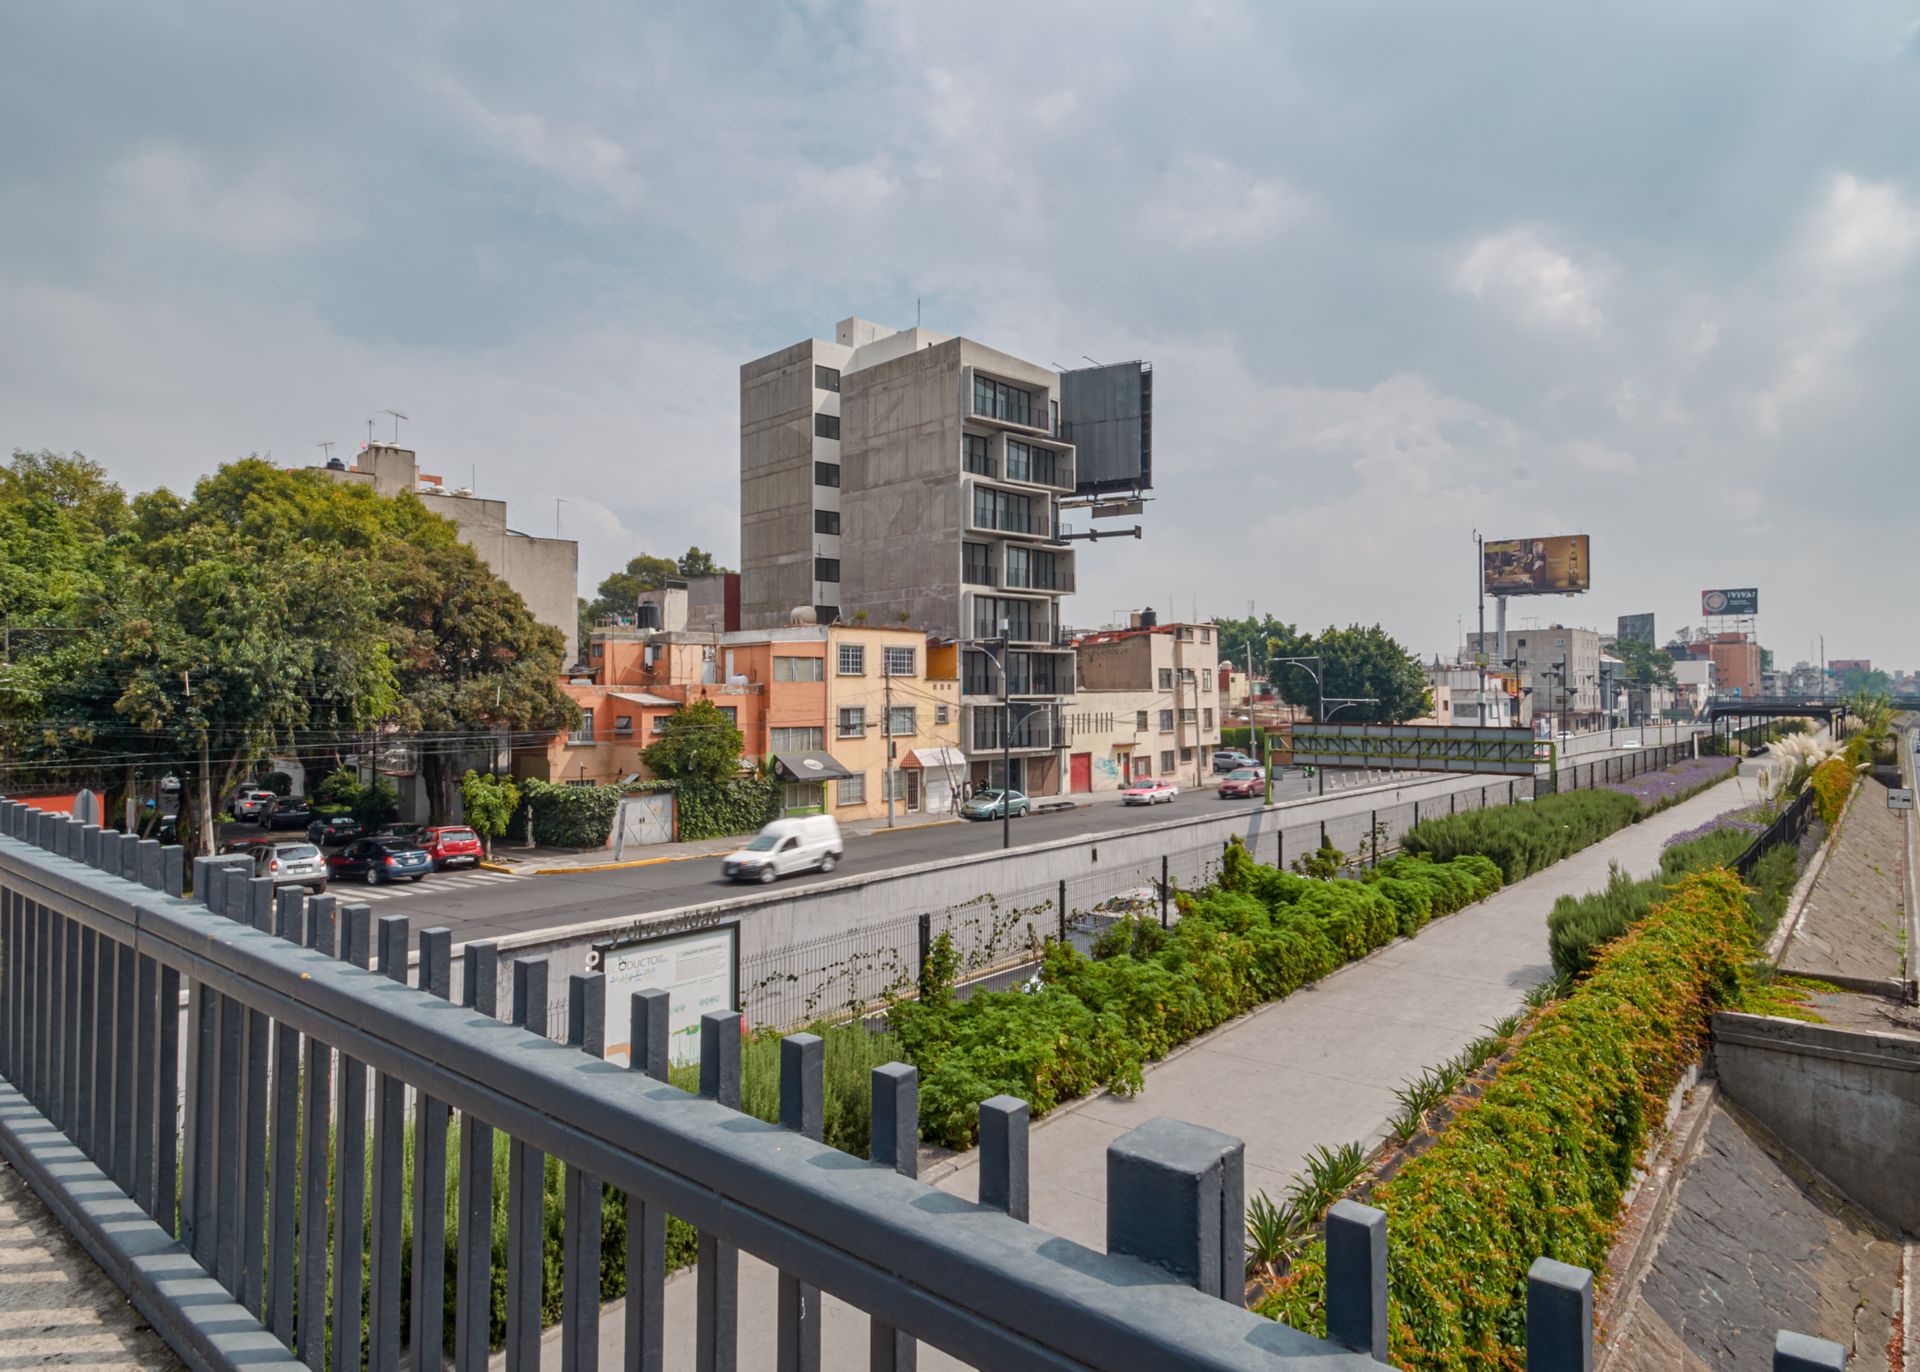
[[783, 781, 825, 812], [1158, 709, 1174, 733], [837, 643, 865, 676], [837, 773, 866, 806], [971, 486, 1035, 535], [1179, 708, 1197, 724], [1158, 668, 1173, 690], [566, 778, 596, 789], [1179, 668, 1195, 683], [935, 704, 950, 725], [773, 655, 825, 682], [814, 413, 840, 440], [651, 715, 669, 734], [1049, 397, 1059, 436], [814, 461, 840, 488], [814, 364, 840, 392], [963, 542, 994, 586], [1180, 747, 1193, 764], [1176, 627, 1194, 642], [1201, 629, 1211, 644], [1203, 708, 1214, 729], [1159, 750, 1175, 774], [770, 726, 824, 752], [883, 646, 916, 677], [887, 705, 915, 736], [972, 373, 1034, 427], [814, 604, 840, 624], [614, 715, 633, 735], [1202, 669, 1213, 691], [1136, 710, 1149, 731], [814, 557, 840, 583], [591, 641, 603, 656], [815, 509, 840, 535], [837, 706, 866, 737], [882, 769, 910, 802], [963, 433, 994, 477], [570, 709, 595, 745], [717, 706, 738, 726]]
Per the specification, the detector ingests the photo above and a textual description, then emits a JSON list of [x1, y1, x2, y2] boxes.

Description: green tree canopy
[[1263, 622, 1430, 724], [579, 547, 736, 641], [641, 698, 744, 782], [1610, 636, 1677, 689]]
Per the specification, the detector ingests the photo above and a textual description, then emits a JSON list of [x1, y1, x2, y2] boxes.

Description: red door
[[1069, 752, 1092, 793]]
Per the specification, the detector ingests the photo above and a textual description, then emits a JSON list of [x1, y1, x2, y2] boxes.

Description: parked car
[[1122, 778, 1180, 805], [961, 788, 1029, 821], [327, 837, 432, 886], [218, 836, 273, 857], [1212, 750, 1260, 774], [258, 796, 313, 830], [230, 788, 276, 820], [306, 815, 364, 847], [721, 816, 843, 883], [1218, 768, 1265, 799], [250, 841, 328, 894], [419, 825, 484, 870]]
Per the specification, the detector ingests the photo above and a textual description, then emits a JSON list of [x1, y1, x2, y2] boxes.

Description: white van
[[721, 815, 844, 884]]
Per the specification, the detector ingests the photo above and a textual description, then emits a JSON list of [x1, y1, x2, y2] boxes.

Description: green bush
[[1400, 789, 1641, 882], [1259, 870, 1753, 1368], [519, 778, 622, 848], [351, 777, 400, 829], [666, 1020, 896, 1156], [313, 766, 362, 810], [628, 776, 779, 842]]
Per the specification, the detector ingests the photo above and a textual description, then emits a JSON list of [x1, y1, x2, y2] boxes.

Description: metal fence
[[1733, 786, 1818, 880], [740, 740, 1705, 1031]]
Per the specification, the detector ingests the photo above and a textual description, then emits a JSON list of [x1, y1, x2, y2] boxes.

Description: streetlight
[[1319, 697, 1379, 794], [973, 629, 1016, 850], [1269, 656, 1324, 804]]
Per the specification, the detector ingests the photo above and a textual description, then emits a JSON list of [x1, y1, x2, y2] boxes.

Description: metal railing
[[1733, 785, 1817, 880], [0, 798, 1374, 1371]]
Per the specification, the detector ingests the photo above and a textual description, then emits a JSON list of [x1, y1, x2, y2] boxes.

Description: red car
[[1218, 768, 1265, 799], [419, 825, 484, 870]]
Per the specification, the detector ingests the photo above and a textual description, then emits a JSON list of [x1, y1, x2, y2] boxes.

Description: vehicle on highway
[[328, 837, 432, 886], [258, 796, 313, 830], [250, 841, 328, 894], [230, 788, 276, 820], [1212, 750, 1260, 774], [306, 815, 364, 847], [1621, 740, 1642, 749], [1122, 778, 1179, 805], [420, 825, 484, 870], [721, 815, 843, 883], [961, 788, 1029, 821], [1218, 768, 1265, 799]]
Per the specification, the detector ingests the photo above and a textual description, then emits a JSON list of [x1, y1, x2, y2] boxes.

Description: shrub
[[351, 777, 400, 829], [313, 765, 362, 809], [1399, 789, 1641, 882], [1260, 871, 1753, 1368], [259, 770, 294, 796], [519, 778, 622, 848], [1810, 755, 1853, 827], [459, 771, 520, 859], [632, 776, 779, 841]]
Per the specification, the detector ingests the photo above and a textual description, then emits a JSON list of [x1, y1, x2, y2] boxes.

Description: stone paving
[[1782, 775, 1908, 984], [1607, 1101, 1902, 1371], [0, 1155, 180, 1370]]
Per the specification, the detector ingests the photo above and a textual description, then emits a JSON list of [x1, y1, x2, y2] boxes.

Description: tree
[[1838, 666, 1891, 696], [677, 546, 731, 578], [641, 699, 744, 782], [1264, 623, 1429, 724], [460, 770, 520, 859], [1611, 636, 1677, 689], [579, 548, 737, 641]]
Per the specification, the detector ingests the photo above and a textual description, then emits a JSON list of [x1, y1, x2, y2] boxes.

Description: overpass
[[1704, 697, 1845, 724]]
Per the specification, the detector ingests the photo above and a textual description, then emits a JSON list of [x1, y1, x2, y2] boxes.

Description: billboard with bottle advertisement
[[1482, 535, 1591, 595]]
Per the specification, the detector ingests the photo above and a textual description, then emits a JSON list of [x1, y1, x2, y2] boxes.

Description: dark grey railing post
[[410, 926, 453, 1366], [141, 838, 180, 1236], [367, 913, 410, 1370], [297, 894, 337, 1369], [978, 1095, 1029, 1222], [265, 888, 303, 1346], [110, 868, 138, 1196], [239, 876, 275, 1317], [624, 987, 670, 1372], [1325, 1200, 1388, 1361], [563, 971, 607, 1372], [1106, 1117, 1245, 1304], [453, 940, 500, 1372], [870, 1062, 920, 1371], [777, 1032, 824, 1372], [1525, 1257, 1593, 1372], [332, 903, 374, 1372], [696, 1009, 742, 1372], [506, 957, 550, 1372], [1773, 1330, 1847, 1371]]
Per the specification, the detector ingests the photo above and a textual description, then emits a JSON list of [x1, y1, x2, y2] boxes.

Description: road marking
[[340, 870, 528, 901]]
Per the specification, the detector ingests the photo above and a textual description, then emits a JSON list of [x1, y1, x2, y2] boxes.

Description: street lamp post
[[1269, 656, 1324, 804], [975, 632, 1015, 850], [1319, 697, 1379, 794]]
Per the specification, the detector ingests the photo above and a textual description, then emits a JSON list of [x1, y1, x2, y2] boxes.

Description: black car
[[306, 815, 364, 847], [326, 838, 432, 885], [259, 796, 313, 830]]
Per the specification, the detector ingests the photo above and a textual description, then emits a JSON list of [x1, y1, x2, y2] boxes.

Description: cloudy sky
[[5, 3, 1917, 668]]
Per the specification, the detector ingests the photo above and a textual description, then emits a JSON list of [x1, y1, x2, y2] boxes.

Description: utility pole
[[884, 661, 896, 829], [999, 633, 1012, 850]]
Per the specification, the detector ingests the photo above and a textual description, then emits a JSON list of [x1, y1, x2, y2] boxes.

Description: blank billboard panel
[[1060, 361, 1152, 494]]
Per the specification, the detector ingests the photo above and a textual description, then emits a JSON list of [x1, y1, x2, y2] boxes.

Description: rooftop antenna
[[316, 441, 335, 463], [916, 297, 921, 328], [382, 408, 409, 443], [555, 497, 569, 538], [365, 417, 375, 445]]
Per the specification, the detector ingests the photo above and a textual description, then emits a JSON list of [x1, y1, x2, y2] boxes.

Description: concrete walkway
[[928, 761, 1762, 1248]]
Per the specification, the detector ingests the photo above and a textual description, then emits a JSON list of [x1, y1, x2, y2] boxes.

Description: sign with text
[[594, 922, 740, 1068], [1483, 535, 1591, 596], [1701, 587, 1758, 616], [1889, 789, 1913, 811]]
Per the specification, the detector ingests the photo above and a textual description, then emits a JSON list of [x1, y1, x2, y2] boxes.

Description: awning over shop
[[904, 747, 967, 771], [771, 751, 855, 783]]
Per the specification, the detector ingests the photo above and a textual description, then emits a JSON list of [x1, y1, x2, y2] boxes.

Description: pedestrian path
[[927, 762, 1762, 1250], [348, 867, 529, 901]]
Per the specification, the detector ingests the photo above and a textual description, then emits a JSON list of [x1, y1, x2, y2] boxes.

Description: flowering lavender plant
[[1597, 754, 1737, 807], [1661, 805, 1767, 850]]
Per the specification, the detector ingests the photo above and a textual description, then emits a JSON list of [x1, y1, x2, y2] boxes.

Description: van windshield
[[745, 834, 781, 852]]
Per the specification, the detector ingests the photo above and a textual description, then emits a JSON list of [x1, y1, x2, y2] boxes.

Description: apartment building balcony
[[965, 701, 1064, 752], [961, 647, 1076, 698], [966, 483, 1055, 542]]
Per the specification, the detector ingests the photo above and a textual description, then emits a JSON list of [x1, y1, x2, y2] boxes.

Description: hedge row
[[626, 776, 779, 842], [889, 840, 1503, 1149], [1259, 869, 1753, 1368], [511, 779, 622, 848]]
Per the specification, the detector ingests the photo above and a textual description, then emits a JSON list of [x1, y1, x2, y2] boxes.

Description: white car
[[721, 815, 844, 884], [1121, 778, 1180, 805], [1621, 740, 1643, 748]]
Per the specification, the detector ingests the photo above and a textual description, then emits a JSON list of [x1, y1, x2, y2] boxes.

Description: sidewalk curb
[[530, 851, 714, 876]]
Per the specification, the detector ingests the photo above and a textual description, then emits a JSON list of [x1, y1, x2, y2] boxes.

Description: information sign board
[[593, 922, 740, 1068]]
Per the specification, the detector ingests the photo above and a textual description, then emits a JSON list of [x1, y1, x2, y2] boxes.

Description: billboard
[[1828, 658, 1870, 673], [1482, 535, 1591, 596], [1059, 360, 1153, 495], [1701, 588, 1758, 616], [1617, 613, 1656, 645]]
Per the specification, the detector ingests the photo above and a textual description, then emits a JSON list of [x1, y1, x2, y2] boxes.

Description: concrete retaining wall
[[1712, 1011, 1920, 1235]]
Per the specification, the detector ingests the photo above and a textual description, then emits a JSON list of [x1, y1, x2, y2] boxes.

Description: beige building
[[309, 442, 580, 662], [1064, 622, 1224, 792]]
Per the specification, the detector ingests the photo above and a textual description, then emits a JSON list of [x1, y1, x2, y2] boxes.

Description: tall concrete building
[[1468, 624, 1604, 731], [741, 318, 1081, 793]]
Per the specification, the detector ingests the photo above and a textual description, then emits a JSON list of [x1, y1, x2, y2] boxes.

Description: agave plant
[[1289, 1140, 1369, 1222], [1245, 1190, 1309, 1279], [1386, 1099, 1426, 1144], [1488, 1011, 1523, 1040]]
